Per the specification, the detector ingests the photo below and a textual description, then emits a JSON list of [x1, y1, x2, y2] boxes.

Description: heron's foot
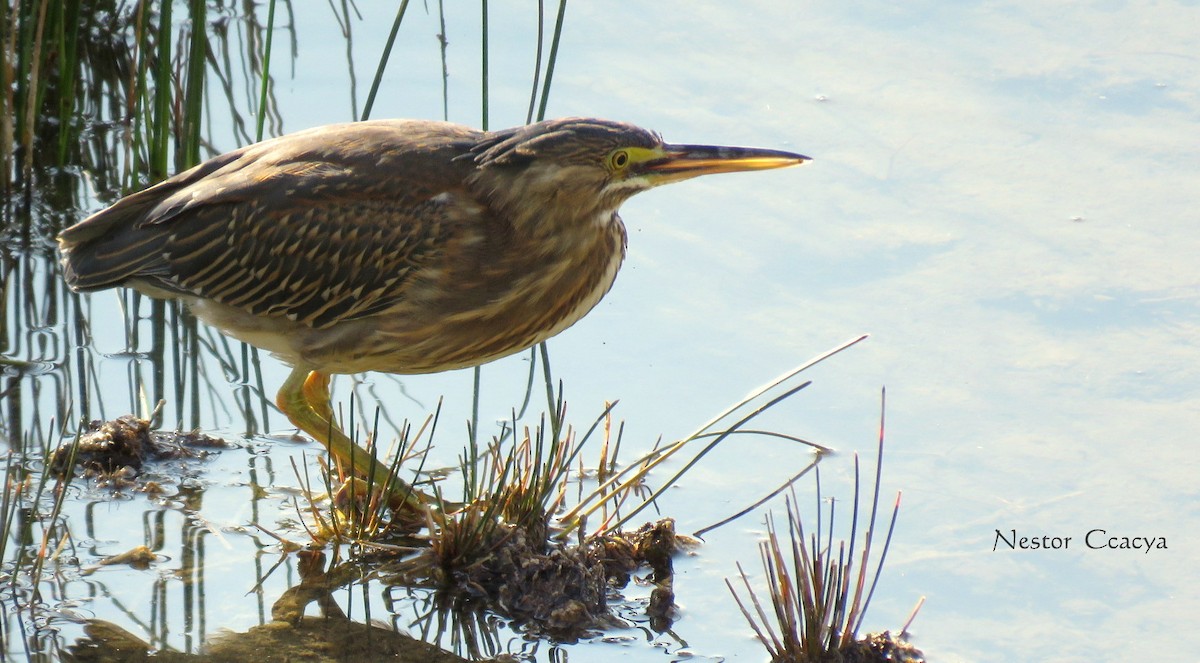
[[325, 476, 425, 534], [276, 367, 430, 515]]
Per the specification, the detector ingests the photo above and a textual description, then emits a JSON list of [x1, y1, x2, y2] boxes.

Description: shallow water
[[4, 1, 1199, 661]]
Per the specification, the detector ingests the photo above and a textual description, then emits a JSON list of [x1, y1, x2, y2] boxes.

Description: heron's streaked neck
[[480, 165, 625, 242]]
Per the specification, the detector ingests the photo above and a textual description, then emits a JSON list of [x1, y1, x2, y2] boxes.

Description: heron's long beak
[[640, 143, 810, 184]]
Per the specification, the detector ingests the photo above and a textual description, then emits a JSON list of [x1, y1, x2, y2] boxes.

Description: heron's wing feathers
[[167, 192, 479, 328], [59, 122, 486, 329]]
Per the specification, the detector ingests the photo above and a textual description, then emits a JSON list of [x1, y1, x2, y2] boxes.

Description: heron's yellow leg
[[276, 366, 426, 512]]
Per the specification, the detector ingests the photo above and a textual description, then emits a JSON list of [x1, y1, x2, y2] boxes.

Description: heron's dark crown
[[467, 117, 662, 168]]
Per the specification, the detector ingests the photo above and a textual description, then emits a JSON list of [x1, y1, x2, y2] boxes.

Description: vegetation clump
[[51, 412, 227, 486]]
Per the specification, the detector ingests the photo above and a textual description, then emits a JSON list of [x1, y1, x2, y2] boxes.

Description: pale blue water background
[[12, 1, 1199, 661]]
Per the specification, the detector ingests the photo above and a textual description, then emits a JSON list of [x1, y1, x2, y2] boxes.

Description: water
[[4, 1, 1199, 661]]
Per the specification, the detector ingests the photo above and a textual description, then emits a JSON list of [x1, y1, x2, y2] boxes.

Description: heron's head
[[467, 118, 809, 218]]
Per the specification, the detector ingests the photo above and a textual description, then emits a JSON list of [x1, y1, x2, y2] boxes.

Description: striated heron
[[58, 117, 808, 509]]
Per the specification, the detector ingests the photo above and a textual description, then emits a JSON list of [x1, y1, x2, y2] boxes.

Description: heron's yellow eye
[[609, 149, 630, 170]]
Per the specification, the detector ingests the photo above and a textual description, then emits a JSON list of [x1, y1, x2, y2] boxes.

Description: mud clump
[[477, 519, 686, 634], [51, 414, 227, 485], [487, 527, 608, 632], [835, 631, 926, 663]]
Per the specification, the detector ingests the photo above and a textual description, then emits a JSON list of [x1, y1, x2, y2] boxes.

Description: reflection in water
[[63, 552, 480, 662]]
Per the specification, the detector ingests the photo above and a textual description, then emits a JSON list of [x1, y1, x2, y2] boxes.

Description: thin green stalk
[[693, 449, 823, 537], [251, 347, 268, 431], [151, 0, 172, 181], [362, 0, 410, 121], [833, 453, 860, 642], [514, 346, 538, 420], [0, 453, 19, 564], [480, 0, 489, 129], [28, 422, 78, 600], [255, 0, 277, 141], [537, 342, 561, 445], [333, 0, 360, 118], [841, 467, 874, 636], [851, 388, 899, 637], [535, 0, 568, 122], [20, 0, 51, 185], [181, 0, 207, 168], [524, 0, 544, 125], [55, 0, 84, 165], [247, 0, 276, 439], [1, 1, 14, 197], [468, 366, 481, 496], [437, 0, 449, 121], [186, 311, 200, 430], [125, 0, 152, 190]]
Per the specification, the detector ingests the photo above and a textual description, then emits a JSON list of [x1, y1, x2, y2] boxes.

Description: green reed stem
[[182, 0, 207, 167], [19, 0, 49, 185], [150, 0, 172, 180], [437, 0, 449, 121], [255, 0, 277, 141], [525, 0, 544, 125], [480, 0, 489, 129], [362, 0, 410, 121], [55, 0, 84, 165], [469, 366, 482, 490], [538, 342, 562, 443], [535, 0, 568, 122]]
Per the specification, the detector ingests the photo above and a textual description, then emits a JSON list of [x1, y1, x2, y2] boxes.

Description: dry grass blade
[[727, 560, 786, 657], [694, 446, 824, 537], [559, 335, 866, 537]]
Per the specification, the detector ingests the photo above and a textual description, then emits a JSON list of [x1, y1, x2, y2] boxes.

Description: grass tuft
[[726, 389, 925, 663]]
